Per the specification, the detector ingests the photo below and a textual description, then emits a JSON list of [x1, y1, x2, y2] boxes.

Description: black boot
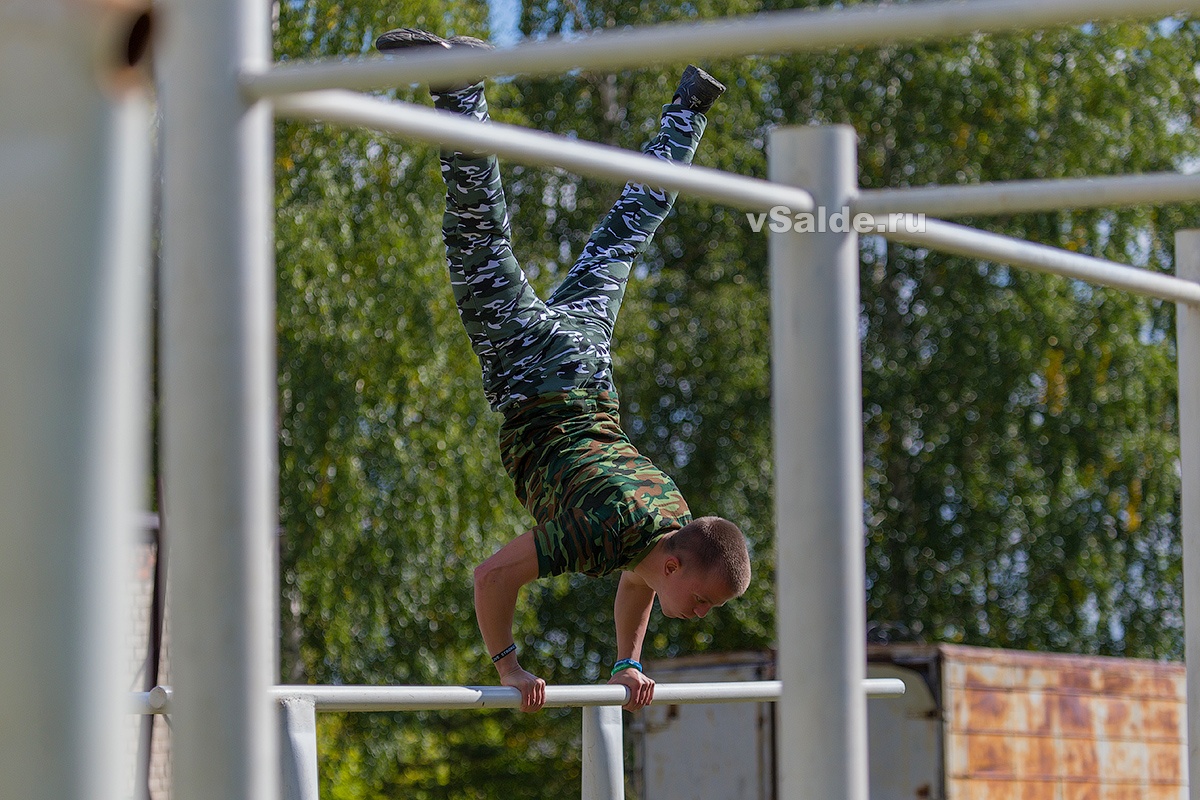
[[672, 65, 725, 114], [374, 28, 493, 92]]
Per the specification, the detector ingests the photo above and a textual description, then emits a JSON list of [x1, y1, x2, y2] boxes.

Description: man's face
[[657, 564, 736, 620]]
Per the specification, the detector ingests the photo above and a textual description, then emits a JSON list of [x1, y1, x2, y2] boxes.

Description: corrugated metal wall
[[939, 645, 1186, 800]]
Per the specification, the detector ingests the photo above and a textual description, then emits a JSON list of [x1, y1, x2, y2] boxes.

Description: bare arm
[[609, 570, 656, 711], [473, 530, 546, 712]]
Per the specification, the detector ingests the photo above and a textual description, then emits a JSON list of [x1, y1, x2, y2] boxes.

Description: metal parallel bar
[[157, 0, 278, 797], [242, 0, 1200, 97], [769, 126, 869, 800], [881, 216, 1200, 306], [257, 679, 903, 712], [273, 92, 1199, 305], [129, 678, 903, 716], [133, 679, 904, 715], [1175, 231, 1200, 800], [856, 172, 1200, 218], [271, 90, 815, 213]]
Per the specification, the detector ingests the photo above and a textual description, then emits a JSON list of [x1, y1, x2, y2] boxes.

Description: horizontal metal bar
[[243, 0, 1200, 97], [856, 172, 1200, 218], [268, 679, 904, 712], [272, 90, 815, 213], [131, 679, 903, 714], [880, 216, 1200, 305]]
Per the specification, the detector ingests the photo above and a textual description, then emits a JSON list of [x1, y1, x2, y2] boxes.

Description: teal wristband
[[611, 658, 643, 677]]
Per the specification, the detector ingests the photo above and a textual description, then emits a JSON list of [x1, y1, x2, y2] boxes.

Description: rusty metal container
[[636, 646, 1187, 799], [870, 644, 1187, 800]]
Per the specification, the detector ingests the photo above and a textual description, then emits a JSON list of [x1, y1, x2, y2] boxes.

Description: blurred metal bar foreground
[[243, 0, 1200, 96]]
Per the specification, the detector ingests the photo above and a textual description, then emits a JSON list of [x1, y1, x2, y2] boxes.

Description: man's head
[[655, 516, 751, 620]]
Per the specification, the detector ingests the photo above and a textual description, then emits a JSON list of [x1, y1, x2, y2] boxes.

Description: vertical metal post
[[158, 0, 277, 796], [280, 696, 321, 800], [1176, 231, 1200, 800], [0, 4, 151, 800], [768, 126, 868, 800], [581, 706, 625, 800]]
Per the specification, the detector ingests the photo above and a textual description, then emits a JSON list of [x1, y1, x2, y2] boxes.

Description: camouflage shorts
[[434, 83, 707, 412]]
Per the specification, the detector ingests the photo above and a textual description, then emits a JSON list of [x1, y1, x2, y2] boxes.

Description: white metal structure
[[244, 0, 1200, 96], [858, 172, 1200, 218], [128, 680, 906, 800], [157, 0, 279, 798], [769, 125, 869, 800], [6, 0, 1200, 799], [272, 92, 816, 213]]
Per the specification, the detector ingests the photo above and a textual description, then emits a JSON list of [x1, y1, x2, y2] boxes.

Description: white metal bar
[[856, 172, 1200, 218], [769, 126, 869, 800], [272, 90, 814, 213], [882, 216, 1200, 306], [581, 706, 624, 800], [0, 3, 151, 799], [135, 680, 903, 715], [1176, 230, 1200, 800], [266, 679, 902, 711], [272, 92, 1200, 307], [243, 0, 1200, 97], [157, 0, 278, 796]]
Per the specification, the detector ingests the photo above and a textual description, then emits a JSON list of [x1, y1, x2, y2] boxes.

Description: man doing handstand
[[377, 28, 752, 713]]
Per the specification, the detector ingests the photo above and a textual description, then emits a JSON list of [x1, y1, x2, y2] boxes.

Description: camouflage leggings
[[434, 83, 707, 412]]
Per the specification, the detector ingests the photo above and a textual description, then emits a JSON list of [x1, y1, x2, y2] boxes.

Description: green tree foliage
[[273, 0, 1199, 796]]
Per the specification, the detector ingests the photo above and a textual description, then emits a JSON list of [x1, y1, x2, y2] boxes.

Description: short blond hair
[[666, 516, 751, 596]]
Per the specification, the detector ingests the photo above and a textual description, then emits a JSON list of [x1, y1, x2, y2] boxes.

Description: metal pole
[[242, 0, 1200, 96], [279, 696, 321, 800], [272, 91, 814, 214], [1175, 231, 1200, 800], [0, 3, 151, 799], [856, 171, 1200, 219], [769, 126, 868, 800], [581, 706, 625, 800], [158, 0, 277, 795]]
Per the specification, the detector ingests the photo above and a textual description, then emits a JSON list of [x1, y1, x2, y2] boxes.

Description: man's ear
[[664, 556, 681, 576]]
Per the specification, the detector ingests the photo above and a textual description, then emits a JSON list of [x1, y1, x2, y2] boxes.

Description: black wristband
[[491, 643, 517, 663]]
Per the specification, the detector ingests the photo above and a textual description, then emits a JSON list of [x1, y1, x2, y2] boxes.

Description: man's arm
[[473, 530, 546, 712], [609, 570, 656, 711]]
